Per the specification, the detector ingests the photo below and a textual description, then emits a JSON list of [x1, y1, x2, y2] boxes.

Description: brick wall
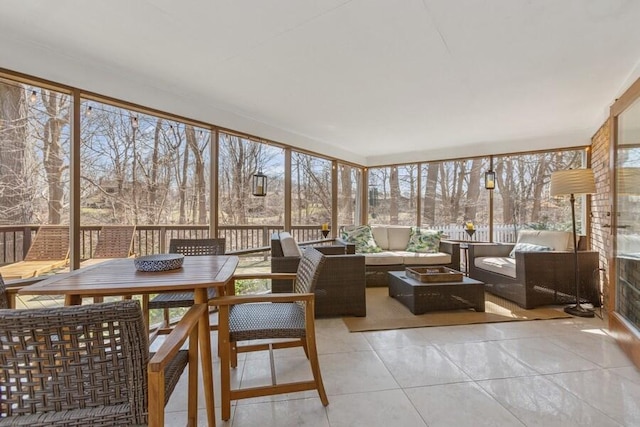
[[590, 118, 612, 312]]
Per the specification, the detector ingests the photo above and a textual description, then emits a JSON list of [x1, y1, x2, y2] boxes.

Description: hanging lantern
[[484, 170, 495, 190], [252, 171, 267, 197]]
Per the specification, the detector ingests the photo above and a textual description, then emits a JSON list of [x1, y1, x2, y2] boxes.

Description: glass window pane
[[218, 133, 284, 250], [337, 164, 361, 227], [291, 152, 331, 241], [0, 78, 71, 265], [420, 158, 490, 239], [493, 150, 585, 242], [80, 100, 211, 257], [368, 165, 418, 225]]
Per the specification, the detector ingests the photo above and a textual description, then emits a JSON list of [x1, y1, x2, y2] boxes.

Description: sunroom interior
[[2, 1, 640, 426]]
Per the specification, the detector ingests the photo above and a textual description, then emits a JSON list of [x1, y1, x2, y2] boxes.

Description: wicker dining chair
[[0, 299, 205, 426], [148, 238, 226, 328], [217, 246, 329, 420]]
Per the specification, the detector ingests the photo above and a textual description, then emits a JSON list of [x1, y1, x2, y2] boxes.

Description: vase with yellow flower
[[464, 221, 475, 240]]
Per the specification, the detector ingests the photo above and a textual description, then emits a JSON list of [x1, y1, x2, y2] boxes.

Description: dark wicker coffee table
[[388, 270, 485, 315]]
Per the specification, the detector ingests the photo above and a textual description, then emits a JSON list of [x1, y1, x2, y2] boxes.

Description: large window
[[492, 150, 585, 242], [368, 165, 418, 225], [81, 100, 211, 226], [291, 152, 331, 240], [0, 78, 71, 263], [420, 158, 489, 239], [218, 133, 284, 249], [337, 163, 362, 227]]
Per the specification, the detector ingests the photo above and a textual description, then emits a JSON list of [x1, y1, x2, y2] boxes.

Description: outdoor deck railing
[[0, 224, 338, 265], [0, 224, 519, 266]]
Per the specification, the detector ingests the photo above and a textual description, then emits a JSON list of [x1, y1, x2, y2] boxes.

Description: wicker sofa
[[468, 230, 600, 309], [335, 225, 460, 287], [270, 232, 366, 317]]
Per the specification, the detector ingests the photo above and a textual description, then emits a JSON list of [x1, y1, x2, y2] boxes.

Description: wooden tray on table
[[405, 266, 463, 283]]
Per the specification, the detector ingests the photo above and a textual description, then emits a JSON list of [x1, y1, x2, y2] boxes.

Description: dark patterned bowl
[[134, 254, 184, 272]]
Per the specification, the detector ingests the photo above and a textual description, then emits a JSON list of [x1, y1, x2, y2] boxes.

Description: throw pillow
[[405, 227, 443, 253], [280, 233, 302, 257], [508, 242, 552, 258], [343, 225, 382, 253]]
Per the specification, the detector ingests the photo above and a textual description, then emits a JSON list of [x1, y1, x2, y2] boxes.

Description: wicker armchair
[[468, 240, 600, 309], [271, 233, 366, 317], [149, 238, 226, 327], [217, 247, 329, 421], [0, 300, 204, 426]]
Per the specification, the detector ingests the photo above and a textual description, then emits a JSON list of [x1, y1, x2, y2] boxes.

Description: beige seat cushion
[[475, 256, 516, 278], [401, 251, 452, 266], [363, 251, 404, 266]]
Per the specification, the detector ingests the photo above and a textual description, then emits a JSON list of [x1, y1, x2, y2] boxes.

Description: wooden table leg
[[195, 288, 216, 426], [65, 294, 82, 305]]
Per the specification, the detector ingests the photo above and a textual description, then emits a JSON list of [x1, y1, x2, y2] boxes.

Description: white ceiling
[[2, 0, 640, 166]]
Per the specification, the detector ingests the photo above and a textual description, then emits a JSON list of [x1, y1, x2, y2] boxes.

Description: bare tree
[[0, 80, 31, 223], [463, 158, 482, 221], [422, 162, 439, 226]]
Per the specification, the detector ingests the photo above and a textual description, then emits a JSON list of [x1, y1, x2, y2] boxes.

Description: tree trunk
[[530, 155, 548, 223], [178, 131, 190, 224], [41, 90, 69, 224], [422, 163, 439, 226], [0, 81, 31, 224], [389, 166, 399, 224], [186, 126, 208, 224], [464, 158, 482, 221], [339, 166, 353, 224]]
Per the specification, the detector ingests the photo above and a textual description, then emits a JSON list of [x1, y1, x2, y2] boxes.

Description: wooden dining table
[[19, 255, 239, 427]]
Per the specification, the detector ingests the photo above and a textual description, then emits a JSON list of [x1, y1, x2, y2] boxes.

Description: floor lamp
[[550, 168, 596, 317]]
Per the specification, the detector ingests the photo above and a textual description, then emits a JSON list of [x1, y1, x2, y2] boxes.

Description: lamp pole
[[565, 192, 594, 317]]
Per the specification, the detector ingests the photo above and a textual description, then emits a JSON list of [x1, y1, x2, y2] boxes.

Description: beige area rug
[[342, 287, 572, 332]]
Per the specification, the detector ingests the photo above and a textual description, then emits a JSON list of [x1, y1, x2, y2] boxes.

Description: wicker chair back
[[169, 238, 226, 256], [0, 300, 149, 425]]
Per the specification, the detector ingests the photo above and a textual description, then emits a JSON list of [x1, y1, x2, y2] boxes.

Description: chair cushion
[[229, 302, 306, 342], [363, 251, 404, 265], [405, 227, 443, 253], [515, 230, 572, 251], [343, 225, 382, 253], [508, 242, 552, 258], [387, 226, 412, 251], [279, 232, 302, 257], [400, 251, 452, 266], [475, 256, 517, 278]]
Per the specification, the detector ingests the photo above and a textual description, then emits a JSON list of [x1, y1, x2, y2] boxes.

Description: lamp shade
[[550, 169, 595, 196]]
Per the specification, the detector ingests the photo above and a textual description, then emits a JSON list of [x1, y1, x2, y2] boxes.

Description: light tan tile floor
[[158, 311, 640, 427]]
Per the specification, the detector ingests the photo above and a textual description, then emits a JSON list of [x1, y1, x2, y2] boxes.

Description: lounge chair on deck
[[81, 225, 136, 266], [0, 225, 69, 280]]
